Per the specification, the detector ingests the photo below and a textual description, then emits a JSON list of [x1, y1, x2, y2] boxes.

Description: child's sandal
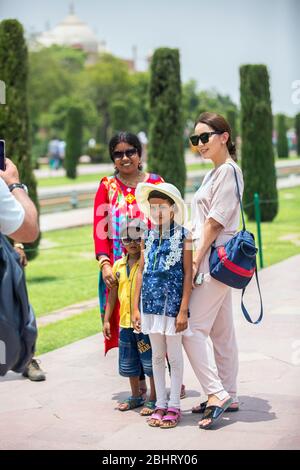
[[140, 400, 156, 416], [147, 408, 166, 427], [117, 396, 145, 411], [160, 407, 181, 428]]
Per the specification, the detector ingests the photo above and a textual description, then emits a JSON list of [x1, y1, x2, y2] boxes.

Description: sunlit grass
[[36, 307, 101, 355]]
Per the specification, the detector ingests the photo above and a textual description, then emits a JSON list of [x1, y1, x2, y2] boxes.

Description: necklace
[[117, 170, 146, 188]]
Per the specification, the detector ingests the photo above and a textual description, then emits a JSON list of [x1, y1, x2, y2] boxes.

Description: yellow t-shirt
[[112, 255, 140, 329]]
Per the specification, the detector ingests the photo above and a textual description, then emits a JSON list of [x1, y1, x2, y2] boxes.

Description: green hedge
[[277, 114, 289, 158], [65, 105, 83, 179], [240, 64, 278, 221], [0, 19, 40, 258], [148, 48, 186, 196]]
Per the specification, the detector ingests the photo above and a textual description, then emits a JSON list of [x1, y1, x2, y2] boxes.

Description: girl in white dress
[[133, 183, 193, 428]]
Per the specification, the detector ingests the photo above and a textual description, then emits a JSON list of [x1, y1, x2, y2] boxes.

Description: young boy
[[103, 226, 156, 414]]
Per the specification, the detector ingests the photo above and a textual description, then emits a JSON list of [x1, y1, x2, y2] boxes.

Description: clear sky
[[0, 0, 299, 115]]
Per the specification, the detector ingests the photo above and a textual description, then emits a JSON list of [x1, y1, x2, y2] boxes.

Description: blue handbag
[[209, 163, 263, 324]]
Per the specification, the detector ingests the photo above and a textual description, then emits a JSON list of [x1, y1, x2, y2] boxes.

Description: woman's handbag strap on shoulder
[[210, 162, 263, 324], [228, 162, 246, 231]]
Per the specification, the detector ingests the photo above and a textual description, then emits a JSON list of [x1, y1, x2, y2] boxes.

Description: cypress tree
[[0, 19, 40, 259], [226, 108, 237, 143], [65, 106, 83, 179], [276, 114, 289, 158], [240, 64, 278, 221], [295, 113, 300, 156], [110, 101, 128, 134], [148, 48, 186, 196]]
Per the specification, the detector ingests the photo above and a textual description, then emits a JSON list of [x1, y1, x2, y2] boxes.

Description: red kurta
[[93, 172, 164, 354]]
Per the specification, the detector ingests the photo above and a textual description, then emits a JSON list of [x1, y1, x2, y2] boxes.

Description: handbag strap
[[227, 163, 263, 324], [227, 163, 246, 231], [241, 268, 263, 324]]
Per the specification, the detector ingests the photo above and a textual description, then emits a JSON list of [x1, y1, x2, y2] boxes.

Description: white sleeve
[[0, 177, 25, 235], [208, 165, 243, 228]]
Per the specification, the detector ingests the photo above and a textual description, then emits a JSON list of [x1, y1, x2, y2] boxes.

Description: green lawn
[[26, 225, 98, 316], [37, 172, 108, 187], [186, 162, 214, 172], [245, 186, 300, 266], [276, 155, 300, 161], [35, 307, 101, 355]]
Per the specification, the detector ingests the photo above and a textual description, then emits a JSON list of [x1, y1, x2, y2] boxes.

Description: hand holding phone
[[0, 157, 20, 186], [0, 140, 5, 171], [194, 272, 204, 286]]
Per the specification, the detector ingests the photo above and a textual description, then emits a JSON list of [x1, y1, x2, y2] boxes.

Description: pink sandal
[[147, 408, 166, 427], [160, 407, 181, 428]]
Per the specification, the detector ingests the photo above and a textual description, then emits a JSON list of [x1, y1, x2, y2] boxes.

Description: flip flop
[[199, 397, 233, 429], [118, 396, 145, 412], [140, 400, 156, 416], [192, 400, 239, 414]]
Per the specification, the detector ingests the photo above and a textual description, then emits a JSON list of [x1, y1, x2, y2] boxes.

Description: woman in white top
[[183, 112, 244, 429]]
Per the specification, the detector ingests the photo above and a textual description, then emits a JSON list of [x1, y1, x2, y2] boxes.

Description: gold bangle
[[98, 259, 111, 269], [98, 255, 109, 264]]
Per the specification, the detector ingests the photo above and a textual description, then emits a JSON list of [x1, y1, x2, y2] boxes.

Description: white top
[[0, 177, 25, 235], [191, 161, 244, 273]]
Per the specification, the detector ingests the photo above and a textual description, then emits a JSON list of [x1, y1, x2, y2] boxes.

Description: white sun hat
[[135, 182, 188, 225]]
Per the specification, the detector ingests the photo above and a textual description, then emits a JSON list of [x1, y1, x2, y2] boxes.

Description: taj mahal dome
[[35, 4, 106, 55]]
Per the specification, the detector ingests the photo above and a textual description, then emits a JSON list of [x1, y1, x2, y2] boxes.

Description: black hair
[[147, 190, 175, 206], [109, 132, 142, 161]]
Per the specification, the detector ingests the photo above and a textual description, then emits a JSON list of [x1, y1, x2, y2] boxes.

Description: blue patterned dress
[[141, 222, 193, 336]]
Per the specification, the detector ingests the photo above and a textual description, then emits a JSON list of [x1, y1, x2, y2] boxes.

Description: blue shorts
[[119, 328, 153, 378]]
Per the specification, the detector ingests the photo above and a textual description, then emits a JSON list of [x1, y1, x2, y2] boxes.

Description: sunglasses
[[189, 131, 223, 146], [121, 237, 142, 245], [112, 148, 137, 160]]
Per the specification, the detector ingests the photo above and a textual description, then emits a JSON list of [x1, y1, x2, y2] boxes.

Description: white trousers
[[149, 333, 183, 409], [183, 274, 238, 401]]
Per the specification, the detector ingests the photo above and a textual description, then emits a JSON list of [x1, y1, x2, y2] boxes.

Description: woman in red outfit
[[93, 132, 164, 409]]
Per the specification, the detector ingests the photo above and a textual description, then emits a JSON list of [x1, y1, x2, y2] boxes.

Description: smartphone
[[0, 139, 5, 171], [194, 272, 204, 285]]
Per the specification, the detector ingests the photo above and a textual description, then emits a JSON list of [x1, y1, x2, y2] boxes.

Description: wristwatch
[[8, 183, 29, 194]]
